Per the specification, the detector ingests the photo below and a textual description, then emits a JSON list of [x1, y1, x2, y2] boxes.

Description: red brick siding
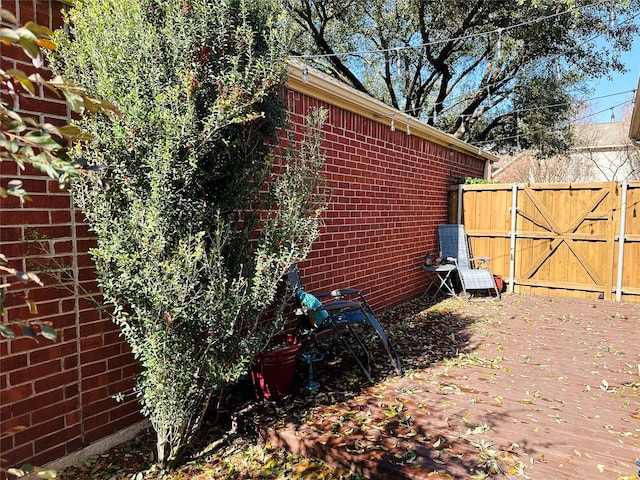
[[0, 161, 142, 473], [1, 1, 485, 473], [1, 1, 142, 474], [285, 91, 484, 310]]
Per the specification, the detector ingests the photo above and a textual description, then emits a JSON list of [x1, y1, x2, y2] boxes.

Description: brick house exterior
[[1, 1, 495, 473]]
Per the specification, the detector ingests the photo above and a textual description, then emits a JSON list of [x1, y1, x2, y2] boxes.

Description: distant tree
[[53, 0, 326, 469], [528, 153, 595, 183], [287, 0, 640, 154], [629, 146, 640, 181], [493, 149, 595, 183]]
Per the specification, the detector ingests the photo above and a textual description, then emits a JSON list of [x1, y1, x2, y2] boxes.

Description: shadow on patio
[[250, 294, 640, 479]]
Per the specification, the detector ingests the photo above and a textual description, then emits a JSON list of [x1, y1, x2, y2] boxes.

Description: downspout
[[615, 181, 628, 302], [484, 158, 491, 180]]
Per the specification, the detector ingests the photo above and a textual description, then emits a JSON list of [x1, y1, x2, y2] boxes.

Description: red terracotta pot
[[250, 334, 301, 400]]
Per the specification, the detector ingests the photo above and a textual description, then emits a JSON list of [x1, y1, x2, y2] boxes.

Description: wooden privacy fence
[[448, 181, 640, 303]]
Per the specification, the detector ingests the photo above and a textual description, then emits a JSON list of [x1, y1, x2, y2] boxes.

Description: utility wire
[[378, 88, 636, 121], [288, 0, 638, 146], [396, 8, 640, 120]]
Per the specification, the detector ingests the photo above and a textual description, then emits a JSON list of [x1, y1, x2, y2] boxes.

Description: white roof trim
[[286, 59, 499, 163]]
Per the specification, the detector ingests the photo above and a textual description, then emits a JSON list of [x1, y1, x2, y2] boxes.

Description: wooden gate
[[448, 181, 640, 303]]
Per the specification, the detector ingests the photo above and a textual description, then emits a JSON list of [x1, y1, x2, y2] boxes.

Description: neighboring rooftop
[[574, 120, 633, 151]]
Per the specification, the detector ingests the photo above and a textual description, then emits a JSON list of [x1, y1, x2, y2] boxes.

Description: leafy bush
[[451, 176, 502, 185], [53, 0, 326, 468]]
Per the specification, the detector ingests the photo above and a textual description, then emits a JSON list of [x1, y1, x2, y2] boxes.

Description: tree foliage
[[1, 8, 119, 341], [287, 0, 640, 154], [1, 8, 119, 199], [53, 0, 326, 468]]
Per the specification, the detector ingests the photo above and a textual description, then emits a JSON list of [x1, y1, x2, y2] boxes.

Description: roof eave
[[286, 59, 499, 164]]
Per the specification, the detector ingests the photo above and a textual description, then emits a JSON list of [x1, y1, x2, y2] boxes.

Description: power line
[[417, 10, 640, 120], [497, 88, 636, 115], [289, 0, 638, 147], [374, 87, 636, 122], [290, 0, 637, 121]]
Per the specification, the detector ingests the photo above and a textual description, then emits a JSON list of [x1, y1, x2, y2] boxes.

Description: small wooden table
[[421, 264, 458, 301]]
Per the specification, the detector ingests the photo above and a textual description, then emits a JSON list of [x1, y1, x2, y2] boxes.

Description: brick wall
[[1, 1, 485, 473], [1, 1, 143, 474], [286, 90, 485, 309]]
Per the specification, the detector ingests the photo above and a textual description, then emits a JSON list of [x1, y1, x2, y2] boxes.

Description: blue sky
[[585, 40, 639, 124]]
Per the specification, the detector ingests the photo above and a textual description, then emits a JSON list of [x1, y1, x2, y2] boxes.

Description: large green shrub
[[53, 0, 326, 468]]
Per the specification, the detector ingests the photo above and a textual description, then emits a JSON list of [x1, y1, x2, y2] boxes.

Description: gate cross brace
[[519, 188, 609, 287]]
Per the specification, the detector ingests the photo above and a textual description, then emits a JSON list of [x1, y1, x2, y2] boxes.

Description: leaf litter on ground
[[60, 295, 612, 479]]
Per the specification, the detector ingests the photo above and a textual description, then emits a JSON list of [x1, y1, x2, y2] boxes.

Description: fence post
[[615, 181, 628, 302], [508, 183, 518, 293]]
